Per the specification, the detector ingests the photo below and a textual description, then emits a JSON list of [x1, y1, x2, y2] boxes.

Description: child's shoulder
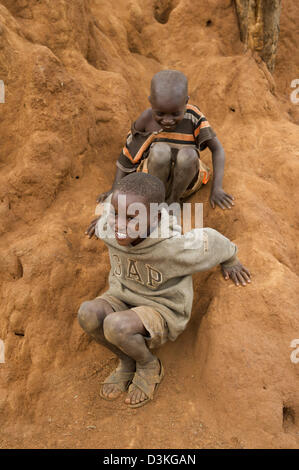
[[134, 108, 153, 132], [185, 103, 204, 118]]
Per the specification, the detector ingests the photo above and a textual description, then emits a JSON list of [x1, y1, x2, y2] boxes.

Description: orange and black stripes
[[117, 104, 216, 171]]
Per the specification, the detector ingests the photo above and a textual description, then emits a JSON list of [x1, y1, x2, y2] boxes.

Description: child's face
[[110, 190, 158, 246], [149, 94, 188, 131]]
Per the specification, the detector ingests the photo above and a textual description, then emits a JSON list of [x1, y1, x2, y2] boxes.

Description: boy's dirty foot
[[100, 358, 136, 400], [125, 357, 164, 407]]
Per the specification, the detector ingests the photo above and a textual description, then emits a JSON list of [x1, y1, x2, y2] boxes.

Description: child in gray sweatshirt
[[80, 173, 251, 408]]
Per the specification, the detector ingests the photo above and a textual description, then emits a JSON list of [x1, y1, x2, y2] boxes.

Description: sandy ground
[[0, 0, 298, 449]]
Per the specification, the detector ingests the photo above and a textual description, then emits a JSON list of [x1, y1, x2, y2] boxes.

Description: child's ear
[[148, 95, 152, 105], [185, 96, 190, 104]]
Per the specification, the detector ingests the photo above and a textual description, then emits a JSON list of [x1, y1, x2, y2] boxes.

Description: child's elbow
[[207, 136, 224, 154]]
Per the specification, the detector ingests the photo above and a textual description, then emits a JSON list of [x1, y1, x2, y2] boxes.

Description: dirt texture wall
[[0, 0, 298, 449]]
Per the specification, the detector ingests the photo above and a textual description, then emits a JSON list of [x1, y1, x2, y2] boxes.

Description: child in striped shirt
[[96, 69, 234, 209]]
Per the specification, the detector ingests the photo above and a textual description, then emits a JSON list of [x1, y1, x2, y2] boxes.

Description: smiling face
[[149, 70, 189, 131], [110, 190, 156, 246], [150, 94, 188, 131]]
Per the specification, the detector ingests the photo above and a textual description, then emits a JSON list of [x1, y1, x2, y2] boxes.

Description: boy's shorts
[[96, 292, 169, 349], [137, 144, 211, 200]]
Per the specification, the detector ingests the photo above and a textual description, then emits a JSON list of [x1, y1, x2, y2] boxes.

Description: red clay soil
[[0, 0, 298, 449]]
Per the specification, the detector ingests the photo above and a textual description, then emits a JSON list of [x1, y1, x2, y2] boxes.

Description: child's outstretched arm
[[220, 257, 251, 286], [179, 227, 250, 286], [205, 136, 235, 210]]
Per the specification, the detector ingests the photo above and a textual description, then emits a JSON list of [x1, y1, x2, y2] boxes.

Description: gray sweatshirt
[[95, 205, 238, 341]]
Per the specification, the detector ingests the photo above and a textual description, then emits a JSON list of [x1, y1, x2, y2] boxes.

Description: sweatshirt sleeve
[[189, 104, 217, 151], [175, 227, 238, 275], [117, 122, 152, 172]]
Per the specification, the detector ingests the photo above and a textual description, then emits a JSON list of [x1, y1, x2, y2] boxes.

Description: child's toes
[[135, 391, 145, 405], [125, 390, 135, 404], [107, 385, 116, 397], [125, 387, 149, 405], [102, 384, 121, 399], [138, 391, 146, 404], [132, 389, 141, 405], [108, 389, 120, 399], [124, 395, 131, 404], [139, 392, 147, 404]]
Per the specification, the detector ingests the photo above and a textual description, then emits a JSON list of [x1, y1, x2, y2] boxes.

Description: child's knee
[[177, 147, 199, 170], [149, 143, 171, 168], [103, 313, 130, 345], [77, 300, 102, 334]]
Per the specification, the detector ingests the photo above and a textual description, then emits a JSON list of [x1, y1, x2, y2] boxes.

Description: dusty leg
[[78, 299, 135, 399], [167, 147, 199, 204], [147, 142, 172, 186], [103, 310, 161, 406]]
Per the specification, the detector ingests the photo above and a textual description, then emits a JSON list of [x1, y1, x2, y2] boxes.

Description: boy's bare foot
[[100, 359, 135, 400], [125, 357, 164, 407]]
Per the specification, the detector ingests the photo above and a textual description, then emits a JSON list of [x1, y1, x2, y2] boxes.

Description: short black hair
[[150, 70, 188, 101], [115, 172, 165, 204]]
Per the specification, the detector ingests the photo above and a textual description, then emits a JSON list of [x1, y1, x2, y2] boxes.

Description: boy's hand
[[85, 217, 100, 239], [210, 187, 234, 210], [221, 261, 251, 286], [96, 189, 112, 203]]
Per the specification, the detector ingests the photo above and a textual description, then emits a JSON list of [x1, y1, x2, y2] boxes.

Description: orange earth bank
[[0, 0, 298, 449]]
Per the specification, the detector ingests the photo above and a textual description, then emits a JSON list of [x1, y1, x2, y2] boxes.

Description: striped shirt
[[117, 104, 216, 172]]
